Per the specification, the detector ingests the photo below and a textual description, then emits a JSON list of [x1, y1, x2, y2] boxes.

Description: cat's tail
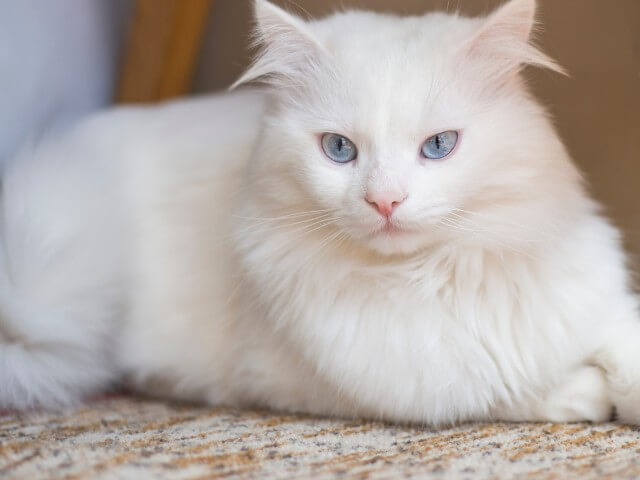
[[0, 141, 121, 409], [0, 240, 115, 409], [0, 218, 122, 410]]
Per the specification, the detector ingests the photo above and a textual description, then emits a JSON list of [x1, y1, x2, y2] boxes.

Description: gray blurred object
[[0, 0, 131, 162]]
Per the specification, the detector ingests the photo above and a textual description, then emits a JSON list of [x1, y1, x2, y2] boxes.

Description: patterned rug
[[2, 397, 640, 479]]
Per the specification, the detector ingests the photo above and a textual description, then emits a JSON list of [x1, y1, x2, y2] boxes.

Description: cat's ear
[[464, 0, 566, 80], [231, 0, 326, 90]]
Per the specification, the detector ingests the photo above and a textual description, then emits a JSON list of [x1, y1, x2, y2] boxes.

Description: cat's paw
[[594, 333, 640, 424], [537, 366, 613, 423]]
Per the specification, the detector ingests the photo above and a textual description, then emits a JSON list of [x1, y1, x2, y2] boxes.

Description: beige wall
[[194, 0, 640, 270]]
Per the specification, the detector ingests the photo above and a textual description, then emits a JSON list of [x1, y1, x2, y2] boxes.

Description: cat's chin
[[363, 230, 428, 257]]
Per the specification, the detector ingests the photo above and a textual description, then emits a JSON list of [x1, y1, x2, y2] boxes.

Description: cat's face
[[240, 0, 578, 256]]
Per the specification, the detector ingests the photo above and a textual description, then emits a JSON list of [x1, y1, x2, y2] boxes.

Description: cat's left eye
[[321, 133, 357, 164], [421, 131, 458, 160]]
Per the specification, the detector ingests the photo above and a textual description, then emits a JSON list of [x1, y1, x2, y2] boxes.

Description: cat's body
[[1, 0, 639, 425]]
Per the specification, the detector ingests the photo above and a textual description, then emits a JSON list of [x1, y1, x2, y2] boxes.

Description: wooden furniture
[[117, 0, 213, 103]]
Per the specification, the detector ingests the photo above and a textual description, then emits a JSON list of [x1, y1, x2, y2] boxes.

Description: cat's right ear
[[461, 0, 566, 84], [230, 0, 326, 90]]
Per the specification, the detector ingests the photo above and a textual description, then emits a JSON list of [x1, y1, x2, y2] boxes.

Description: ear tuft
[[465, 0, 566, 78], [231, 0, 326, 90]]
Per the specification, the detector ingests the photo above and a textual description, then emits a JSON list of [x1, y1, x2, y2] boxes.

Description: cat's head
[[235, 0, 584, 256]]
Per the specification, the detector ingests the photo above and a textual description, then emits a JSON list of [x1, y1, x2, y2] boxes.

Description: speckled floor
[[2, 396, 640, 479]]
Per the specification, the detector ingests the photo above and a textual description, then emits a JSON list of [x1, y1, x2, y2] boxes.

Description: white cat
[[1, 0, 639, 425]]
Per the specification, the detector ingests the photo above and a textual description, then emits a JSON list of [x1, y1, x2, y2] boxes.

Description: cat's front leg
[[492, 365, 613, 423]]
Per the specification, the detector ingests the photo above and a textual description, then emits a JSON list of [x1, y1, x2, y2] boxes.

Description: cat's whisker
[[306, 229, 346, 262], [446, 211, 545, 245], [214, 214, 335, 249], [318, 232, 349, 266], [232, 208, 334, 222], [229, 215, 332, 238], [228, 212, 334, 240], [436, 217, 540, 261], [231, 213, 346, 254], [450, 208, 561, 239], [445, 210, 560, 248], [233, 218, 344, 278], [305, 231, 350, 278]]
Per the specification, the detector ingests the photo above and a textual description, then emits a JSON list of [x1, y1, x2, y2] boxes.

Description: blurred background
[[1, 0, 639, 269]]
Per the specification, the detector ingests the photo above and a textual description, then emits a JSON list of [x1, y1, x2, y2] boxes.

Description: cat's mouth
[[372, 221, 414, 237]]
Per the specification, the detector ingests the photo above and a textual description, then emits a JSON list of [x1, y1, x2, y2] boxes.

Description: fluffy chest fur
[[236, 221, 591, 423]]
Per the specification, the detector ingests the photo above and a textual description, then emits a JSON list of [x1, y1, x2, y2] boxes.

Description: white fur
[[1, 0, 639, 424]]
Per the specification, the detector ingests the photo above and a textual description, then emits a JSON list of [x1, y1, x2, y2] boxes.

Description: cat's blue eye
[[321, 133, 357, 164], [421, 131, 458, 160]]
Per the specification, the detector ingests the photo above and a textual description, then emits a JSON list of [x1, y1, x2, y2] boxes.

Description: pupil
[[337, 138, 344, 151], [435, 135, 442, 149]]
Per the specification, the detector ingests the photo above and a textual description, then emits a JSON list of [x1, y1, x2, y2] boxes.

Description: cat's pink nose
[[365, 192, 406, 218]]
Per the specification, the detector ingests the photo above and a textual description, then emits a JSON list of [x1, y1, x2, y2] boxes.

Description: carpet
[[2, 397, 640, 479]]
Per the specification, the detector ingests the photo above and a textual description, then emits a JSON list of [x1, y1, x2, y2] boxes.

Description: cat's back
[[123, 89, 266, 210], [2, 88, 266, 215], [1, 88, 266, 267], [116, 90, 268, 393], [125, 88, 265, 156]]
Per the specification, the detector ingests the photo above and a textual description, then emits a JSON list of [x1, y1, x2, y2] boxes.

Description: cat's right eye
[[321, 133, 357, 164], [421, 131, 458, 160]]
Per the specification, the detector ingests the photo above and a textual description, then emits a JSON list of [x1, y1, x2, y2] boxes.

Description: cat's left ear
[[231, 0, 326, 89], [464, 0, 566, 80]]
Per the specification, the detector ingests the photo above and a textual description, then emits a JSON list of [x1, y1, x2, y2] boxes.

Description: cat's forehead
[[304, 11, 478, 135], [310, 10, 478, 62]]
